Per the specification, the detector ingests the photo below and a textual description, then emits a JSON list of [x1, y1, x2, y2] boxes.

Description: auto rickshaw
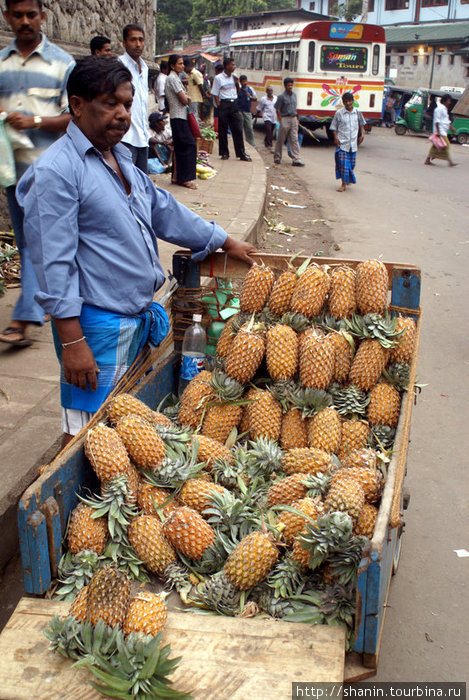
[[394, 88, 469, 144], [381, 85, 414, 126]]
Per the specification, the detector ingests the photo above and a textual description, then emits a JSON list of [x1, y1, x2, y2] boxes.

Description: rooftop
[[385, 20, 469, 46], [205, 8, 331, 24]]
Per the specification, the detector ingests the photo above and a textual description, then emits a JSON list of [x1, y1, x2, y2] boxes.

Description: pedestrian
[[90, 35, 113, 57], [257, 86, 277, 149], [118, 24, 149, 174], [165, 54, 197, 190], [330, 92, 365, 192], [154, 59, 168, 112], [183, 58, 204, 124], [238, 75, 257, 148], [212, 63, 223, 133], [0, 0, 74, 348], [273, 78, 304, 167], [424, 94, 457, 167], [211, 57, 251, 162], [16, 57, 257, 446]]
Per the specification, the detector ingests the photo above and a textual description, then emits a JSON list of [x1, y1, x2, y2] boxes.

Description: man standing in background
[[90, 35, 113, 57], [238, 75, 257, 148], [257, 86, 277, 149], [0, 0, 74, 348], [119, 23, 149, 173], [211, 57, 251, 162], [183, 57, 203, 123], [154, 59, 168, 112], [273, 77, 304, 167]]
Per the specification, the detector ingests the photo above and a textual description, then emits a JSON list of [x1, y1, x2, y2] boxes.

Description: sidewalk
[[0, 144, 266, 570]]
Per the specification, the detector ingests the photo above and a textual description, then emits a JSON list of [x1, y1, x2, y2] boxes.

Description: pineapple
[[324, 475, 365, 523], [339, 420, 370, 461], [225, 321, 266, 384], [137, 483, 179, 518], [123, 592, 168, 637], [299, 331, 334, 389], [349, 339, 389, 391], [282, 447, 333, 476], [291, 531, 311, 569], [128, 514, 177, 575], [239, 262, 275, 313], [163, 506, 216, 560], [201, 402, 243, 443], [367, 382, 401, 428], [307, 407, 341, 455], [280, 408, 308, 450], [328, 265, 356, 319], [355, 259, 389, 315], [268, 258, 311, 316], [101, 462, 141, 508], [266, 324, 299, 381], [69, 585, 88, 622], [341, 447, 378, 471], [178, 478, 226, 514], [116, 414, 166, 471], [224, 532, 278, 590], [84, 423, 130, 482], [107, 393, 172, 428], [267, 473, 309, 507], [67, 503, 108, 556], [330, 331, 354, 383], [216, 316, 237, 358], [277, 497, 324, 546], [354, 503, 378, 539], [178, 370, 215, 429], [333, 467, 383, 505], [193, 434, 233, 468], [290, 264, 330, 318], [86, 566, 131, 628], [246, 389, 282, 442], [389, 316, 416, 364]]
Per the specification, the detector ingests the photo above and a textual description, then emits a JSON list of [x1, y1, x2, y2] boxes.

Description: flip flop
[[0, 326, 32, 347]]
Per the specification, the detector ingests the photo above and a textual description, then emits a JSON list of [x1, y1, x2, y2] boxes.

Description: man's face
[[343, 97, 354, 112], [225, 60, 235, 75], [285, 81, 293, 94], [95, 43, 113, 57], [173, 57, 184, 73], [3, 0, 44, 44], [266, 87, 273, 98], [70, 81, 133, 152], [240, 78, 247, 89], [123, 29, 144, 61]]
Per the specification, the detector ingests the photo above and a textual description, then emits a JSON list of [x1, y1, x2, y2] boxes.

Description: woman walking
[[424, 94, 457, 168], [165, 54, 197, 189]]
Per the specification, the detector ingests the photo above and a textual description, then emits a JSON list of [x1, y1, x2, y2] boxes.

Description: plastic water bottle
[[178, 313, 206, 397]]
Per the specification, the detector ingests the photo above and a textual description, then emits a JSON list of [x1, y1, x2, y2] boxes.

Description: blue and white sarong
[[52, 302, 169, 413], [335, 148, 357, 184]]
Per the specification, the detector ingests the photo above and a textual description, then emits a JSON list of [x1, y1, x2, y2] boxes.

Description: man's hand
[[358, 134, 364, 145], [5, 112, 35, 131], [63, 341, 100, 391], [222, 237, 257, 266]]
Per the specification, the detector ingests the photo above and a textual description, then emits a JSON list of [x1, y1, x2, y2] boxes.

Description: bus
[[230, 21, 386, 136]]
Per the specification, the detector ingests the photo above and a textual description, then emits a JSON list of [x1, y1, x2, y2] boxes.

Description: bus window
[[255, 51, 263, 70], [320, 46, 367, 72], [248, 51, 255, 70], [284, 49, 291, 70], [273, 50, 284, 71], [239, 51, 247, 69], [264, 51, 273, 70], [372, 45, 380, 75], [308, 41, 315, 72]]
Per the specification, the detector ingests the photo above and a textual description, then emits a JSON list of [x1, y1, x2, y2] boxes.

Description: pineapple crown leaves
[[382, 362, 412, 392], [44, 614, 88, 660], [333, 384, 369, 417], [56, 550, 101, 601], [344, 311, 404, 348], [268, 379, 300, 412], [296, 512, 355, 569], [245, 437, 283, 479], [202, 490, 260, 543], [279, 311, 311, 334], [210, 368, 245, 401], [143, 441, 204, 489], [188, 570, 242, 616], [298, 471, 332, 499], [102, 537, 150, 582], [289, 387, 333, 418], [324, 535, 367, 586], [79, 475, 137, 541], [266, 553, 308, 599], [368, 425, 396, 455]]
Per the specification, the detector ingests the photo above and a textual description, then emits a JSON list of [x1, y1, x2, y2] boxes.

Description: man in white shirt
[[425, 94, 457, 167], [330, 92, 365, 192], [154, 60, 168, 112], [257, 86, 277, 148], [119, 24, 149, 173], [211, 57, 251, 161]]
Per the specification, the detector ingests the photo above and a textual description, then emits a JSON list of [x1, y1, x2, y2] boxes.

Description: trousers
[[218, 101, 246, 158], [274, 116, 301, 162]]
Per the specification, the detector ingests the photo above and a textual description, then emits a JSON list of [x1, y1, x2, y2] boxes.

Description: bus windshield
[[320, 45, 368, 72]]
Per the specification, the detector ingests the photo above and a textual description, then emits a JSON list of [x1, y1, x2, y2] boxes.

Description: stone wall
[[0, 0, 156, 59]]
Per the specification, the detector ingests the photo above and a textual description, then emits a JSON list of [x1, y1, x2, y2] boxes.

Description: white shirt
[[258, 95, 277, 123], [119, 52, 149, 147], [433, 103, 451, 137], [155, 72, 167, 111], [211, 71, 238, 100], [330, 106, 366, 153]]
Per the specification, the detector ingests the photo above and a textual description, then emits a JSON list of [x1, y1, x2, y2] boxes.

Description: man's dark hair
[[223, 56, 234, 68], [5, 0, 42, 8], [239, 74, 247, 81], [283, 77, 294, 87], [90, 35, 111, 55], [183, 57, 193, 69], [67, 57, 133, 115], [160, 59, 168, 72], [215, 63, 223, 74], [123, 23, 144, 41], [342, 92, 354, 102], [168, 54, 181, 70], [441, 93, 452, 103]]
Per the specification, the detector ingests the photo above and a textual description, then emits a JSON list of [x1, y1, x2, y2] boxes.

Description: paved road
[[272, 126, 469, 682]]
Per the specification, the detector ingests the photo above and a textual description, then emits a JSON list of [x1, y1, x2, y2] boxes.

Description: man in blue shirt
[[17, 57, 256, 444], [238, 75, 257, 148]]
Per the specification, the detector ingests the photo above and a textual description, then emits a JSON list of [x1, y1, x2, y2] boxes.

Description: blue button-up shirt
[[16, 121, 227, 318]]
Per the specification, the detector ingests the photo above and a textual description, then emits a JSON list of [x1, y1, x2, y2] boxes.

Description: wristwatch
[[33, 115, 43, 129]]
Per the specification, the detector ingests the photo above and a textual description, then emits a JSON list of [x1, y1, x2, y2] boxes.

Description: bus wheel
[[457, 133, 468, 145], [395, 124, 407, 136]]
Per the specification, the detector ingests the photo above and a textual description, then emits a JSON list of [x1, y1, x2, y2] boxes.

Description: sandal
[[0, 326, 32, 347]]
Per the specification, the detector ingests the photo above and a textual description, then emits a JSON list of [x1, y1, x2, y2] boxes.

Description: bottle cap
[[193, 314, 202, 323]]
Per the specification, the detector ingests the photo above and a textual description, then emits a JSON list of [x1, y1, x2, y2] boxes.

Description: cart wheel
[[392, 524, 404, 575], [457, 133, 468, 145], [395, 124, 407, 136]]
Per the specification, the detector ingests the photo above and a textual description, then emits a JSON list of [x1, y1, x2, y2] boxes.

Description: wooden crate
[[196, 137, 214, 154], [0, 598, 345, 699]]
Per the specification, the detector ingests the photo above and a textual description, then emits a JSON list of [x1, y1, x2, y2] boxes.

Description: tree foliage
[[329, 0, 362, 22]]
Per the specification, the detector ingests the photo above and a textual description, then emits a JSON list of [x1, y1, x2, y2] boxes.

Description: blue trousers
[[6, 185, 44, 325]]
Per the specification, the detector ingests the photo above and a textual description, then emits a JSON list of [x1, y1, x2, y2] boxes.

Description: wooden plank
[[344, 653, 376, 683], [0, 599, 345, 699]]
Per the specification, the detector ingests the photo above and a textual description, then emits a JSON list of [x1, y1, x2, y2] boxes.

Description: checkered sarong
[[335, 148, 357, 184]]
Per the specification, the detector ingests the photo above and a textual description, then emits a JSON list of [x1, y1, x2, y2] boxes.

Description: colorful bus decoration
[[230, 21, 386, 134]]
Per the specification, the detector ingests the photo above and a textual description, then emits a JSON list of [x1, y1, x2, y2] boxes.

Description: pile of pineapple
[[57, 259, 416, 658]]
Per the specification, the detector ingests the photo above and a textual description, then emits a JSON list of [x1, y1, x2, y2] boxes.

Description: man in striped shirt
[[0, 0, 74, 347]]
